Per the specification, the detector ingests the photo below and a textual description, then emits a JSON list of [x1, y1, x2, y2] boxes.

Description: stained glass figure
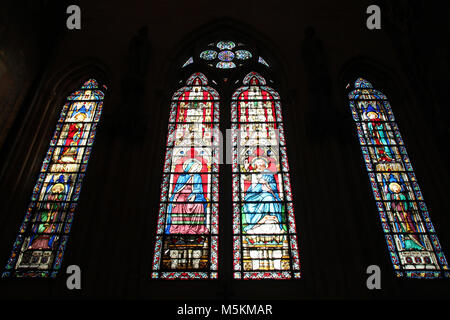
[[349, 78, 449, 278], [2, 79, 106, 278], [152, 73, 219, 279], [231, 72, 301, 279]]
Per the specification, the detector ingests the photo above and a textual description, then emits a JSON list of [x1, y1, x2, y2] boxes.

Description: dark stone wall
[[0, 1, 69, 150], [0, 0, 449, 300]]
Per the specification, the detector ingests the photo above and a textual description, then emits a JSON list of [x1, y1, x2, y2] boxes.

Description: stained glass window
[[349, 78, 449, 278], [2, 79, 106, 278], [231, 72, 301, 279], [152, 73, 220, 280], [199, 40, 254, 69]]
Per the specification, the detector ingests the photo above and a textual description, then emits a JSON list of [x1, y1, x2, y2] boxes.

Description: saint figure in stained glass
[[349, 77, 449, 278], [242, 157, 284, 235], [166, 158, 208, 235]]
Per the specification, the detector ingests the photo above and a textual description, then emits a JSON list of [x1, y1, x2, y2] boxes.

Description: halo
[[182, 158, 202, 172], [366, 111, 378, 119], [251, 157, 269, 168], [51, 183, 65, 193], [388, 182, 401, 193], [74, 112, 87, 121]]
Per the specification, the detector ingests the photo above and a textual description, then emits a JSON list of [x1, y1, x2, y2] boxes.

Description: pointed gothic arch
[[151, 25, 301, 280]]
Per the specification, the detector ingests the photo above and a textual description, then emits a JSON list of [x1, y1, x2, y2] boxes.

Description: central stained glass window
[[157, 39, 299, 280]]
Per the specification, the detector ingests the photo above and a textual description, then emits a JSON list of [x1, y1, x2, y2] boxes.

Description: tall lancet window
[[231, 72, 301, 279], [3, 79, 106, 278], [152, 73, 220, 279], [349, 78, 449, 278]]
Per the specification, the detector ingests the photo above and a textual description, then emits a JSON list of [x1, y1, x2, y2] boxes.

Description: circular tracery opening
[[199, 40, 253, 69]]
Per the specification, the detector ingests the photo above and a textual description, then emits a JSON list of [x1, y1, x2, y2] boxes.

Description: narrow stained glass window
[[2, 79, 106, 278], [152, 73, 220, 279], [349, 78, 449, 278], [231, 72, 301, 279]]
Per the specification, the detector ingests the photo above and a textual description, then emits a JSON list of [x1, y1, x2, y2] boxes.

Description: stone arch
[[338, 55, 409, 106]]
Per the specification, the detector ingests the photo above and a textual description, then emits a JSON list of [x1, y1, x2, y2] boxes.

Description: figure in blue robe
[[242, 159, 283, 233]]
